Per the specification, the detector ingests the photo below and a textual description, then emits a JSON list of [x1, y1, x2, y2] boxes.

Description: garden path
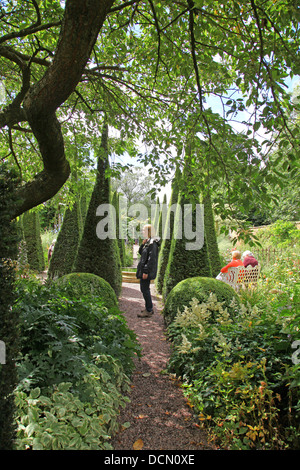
[[110, 281, 216, 451]]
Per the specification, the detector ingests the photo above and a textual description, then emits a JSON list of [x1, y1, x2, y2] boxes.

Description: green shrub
[[156, 171, 180, 294], [15, 359, 130, 450], [54, 272, 118, 310], [268, 220, 300, 247], [15, 278, 140, 391], [163, 276, 240, 326], [167, 289, 300, 449]]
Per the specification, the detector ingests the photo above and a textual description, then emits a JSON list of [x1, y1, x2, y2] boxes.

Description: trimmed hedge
[[22, 211, 45, 272], [73, 124, 122, 297], [54, 273, 118, 310], [156, 169, 180, 294], [48, 201, 81, 279], [202, 192, 221, 277], [163, 276, 240, 326], [162, 193, 211, 301]]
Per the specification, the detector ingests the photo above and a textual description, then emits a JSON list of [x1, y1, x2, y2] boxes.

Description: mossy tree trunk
[[0, 167, 19, 450], [73, 122, 122, 297]]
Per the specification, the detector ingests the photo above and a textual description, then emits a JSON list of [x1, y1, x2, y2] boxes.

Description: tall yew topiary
[[112, 191, 126, 267], [22, 210, 45, 272], [157, 193, 167, 238], [162, 159, 211, 300], [0, 166, 19, 450], [202, 191, 221, 277], [48, 199, 81, 279], [73, 123, 122, 297], [156, 168, 180, 294]]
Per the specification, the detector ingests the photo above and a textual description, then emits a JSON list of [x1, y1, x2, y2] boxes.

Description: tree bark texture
[[7, 0, 115, 218]]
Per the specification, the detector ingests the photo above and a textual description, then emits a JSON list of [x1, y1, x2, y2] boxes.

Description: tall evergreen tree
[[156, 168, 180, 294], [22, 210, 45, 272], [157, 193, 167, 238], [162, 158, 211, 300], [48, 199, 81, 279], [79, 194, 88, 237], [202, 190, 221, 277], [73, 122, 122, 297], [153, 196, 160, 233], [112, 191, 126, 267]]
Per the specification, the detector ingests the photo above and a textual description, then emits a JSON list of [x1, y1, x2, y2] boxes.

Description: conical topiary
[[112, 191, 126, 266], [157, 193, 167, 238], [48, 199, 81, 279], [73, 122, 122, 297], [202, 190, 221, 277], [162, 158, 211, 300], [156, 168, 180, 294], [22, 210, 45, 271]]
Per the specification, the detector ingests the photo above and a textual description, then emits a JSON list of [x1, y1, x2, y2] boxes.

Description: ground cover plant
[[13, 278, 141, 450], [167, 240, 300, 449]]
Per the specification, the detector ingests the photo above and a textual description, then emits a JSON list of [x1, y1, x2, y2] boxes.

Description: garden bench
[[222, 264, 261, 291]]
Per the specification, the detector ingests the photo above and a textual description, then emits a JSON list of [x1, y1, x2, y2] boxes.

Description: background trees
[[73, 123, 122, 297]]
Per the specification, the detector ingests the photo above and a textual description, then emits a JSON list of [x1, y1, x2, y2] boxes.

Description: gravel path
[[111, 282, 216, 451]]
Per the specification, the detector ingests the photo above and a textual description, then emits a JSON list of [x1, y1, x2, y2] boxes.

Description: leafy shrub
[[167, 292, 300, 449], [53, 272, 118, 309], [163, 276, 240, 326], [268, 220, 300, 247], [14, 278, 141, 449], [15, 358, 130, 450], [15, 279, 140, 392]]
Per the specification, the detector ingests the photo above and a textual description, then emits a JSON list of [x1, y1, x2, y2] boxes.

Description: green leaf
[[32, 438, 44, 450], [30, 388, 41, 400], [253, 121, 261, 132]]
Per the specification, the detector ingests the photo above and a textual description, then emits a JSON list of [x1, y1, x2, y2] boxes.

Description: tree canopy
[[1, 0, 299, 223]]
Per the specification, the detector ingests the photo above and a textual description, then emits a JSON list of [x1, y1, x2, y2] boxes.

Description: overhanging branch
[[8, 0, 115, 219]]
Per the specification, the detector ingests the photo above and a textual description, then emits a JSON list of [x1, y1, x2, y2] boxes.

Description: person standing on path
[[136, 224, 160, 318]]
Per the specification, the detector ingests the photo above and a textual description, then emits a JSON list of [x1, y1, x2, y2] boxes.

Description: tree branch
[[10, 0, 116, 219]]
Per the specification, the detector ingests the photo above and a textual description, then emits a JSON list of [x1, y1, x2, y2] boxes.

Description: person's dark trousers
[[140, 278, 153, 312]]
